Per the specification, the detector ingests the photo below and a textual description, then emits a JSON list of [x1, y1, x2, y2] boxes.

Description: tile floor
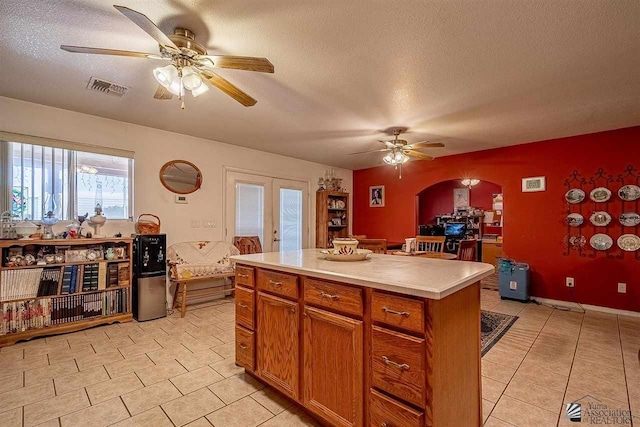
[[0, 290, 638, 427]]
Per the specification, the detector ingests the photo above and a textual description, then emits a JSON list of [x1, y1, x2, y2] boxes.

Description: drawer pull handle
[[289, 307, 296, 314], [269, 280, 283, 286], [237, 273, 249, 278], [382, 356, 410, 371], [237, 303, 250, 309], [382, 306, 410, 317], [239, 343, 248, 349], [319, 291, 340, 300]]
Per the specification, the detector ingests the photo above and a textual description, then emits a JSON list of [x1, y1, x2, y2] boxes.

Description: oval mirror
[[159, 160, 203, 194]]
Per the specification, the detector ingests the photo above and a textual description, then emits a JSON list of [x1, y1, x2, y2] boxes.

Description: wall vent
[[86, 77, 129, 97]]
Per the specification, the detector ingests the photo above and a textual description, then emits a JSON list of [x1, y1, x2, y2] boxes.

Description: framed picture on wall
[[453, 188, 470, 209], [522, 176, 546, 192], [369, 185, 385, 207]]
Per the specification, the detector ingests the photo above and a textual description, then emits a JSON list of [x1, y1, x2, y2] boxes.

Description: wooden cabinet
[[303, 306, 363, 427], [256, 292, 300, 399], [316, 191, 350, 248], [369, 389, 424, 427], [304, 278, 363, 317], [482, 240, 503, 266], [371, 291, 424, 334], [235, 326, 255, 371], [235, 265, 255, 288], [235, 286, 255, 330]]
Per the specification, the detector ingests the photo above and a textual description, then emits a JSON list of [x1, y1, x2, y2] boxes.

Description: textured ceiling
[[1, 1, 639, 170]]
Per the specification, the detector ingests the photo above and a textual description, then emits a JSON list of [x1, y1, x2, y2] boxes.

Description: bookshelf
[[0, 237, 134, 347], [316, 191, 350, 248]]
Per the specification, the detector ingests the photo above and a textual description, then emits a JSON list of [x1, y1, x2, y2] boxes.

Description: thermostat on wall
[[175, 195, 189, 204]]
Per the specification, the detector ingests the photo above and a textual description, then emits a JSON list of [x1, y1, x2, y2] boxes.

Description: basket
[[136, 214, 161, 234]]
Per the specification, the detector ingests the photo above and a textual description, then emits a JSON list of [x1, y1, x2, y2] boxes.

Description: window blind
[[0, 131, 134, 159]]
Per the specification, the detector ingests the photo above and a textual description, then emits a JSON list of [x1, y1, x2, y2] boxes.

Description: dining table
[[391, 250, 458, 260]]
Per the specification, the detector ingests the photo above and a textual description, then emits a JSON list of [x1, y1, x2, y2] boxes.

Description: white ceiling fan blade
[[113, 5, 180, 53]]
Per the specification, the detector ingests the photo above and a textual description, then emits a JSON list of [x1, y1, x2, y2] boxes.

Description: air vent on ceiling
[[86, 77, 129, 97]]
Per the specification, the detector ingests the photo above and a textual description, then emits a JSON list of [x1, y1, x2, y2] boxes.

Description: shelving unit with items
[[316, 191, 350, 248], [0, 237, 134, 347]]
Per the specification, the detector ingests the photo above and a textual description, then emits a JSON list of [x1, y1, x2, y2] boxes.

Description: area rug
[[481, 310, 518, 356], [481, 272, 500, 290]]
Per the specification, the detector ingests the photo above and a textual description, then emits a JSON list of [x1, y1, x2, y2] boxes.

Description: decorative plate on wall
[[619, 185, 640, 201], [620, 212, 640, 227], [565, 189, 585, 204], [590, 187, 612, 203], [565, 234, 586, 249], [566, 213, 584, 227], [617, 234, 640, 252], [590, 211, 612, 227], [590, 234, 613, 251]]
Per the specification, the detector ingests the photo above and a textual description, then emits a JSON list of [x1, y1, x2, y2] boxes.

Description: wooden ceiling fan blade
[[409, 141, 445, 148], [113, 5, 179, 52], [199, 56, 274, 73], [153, 85, 174, 100], [349, 148, 392, 155], [199, 70, 257, 106], [60, 45, 166, 59], [406, 150, 434, 161]]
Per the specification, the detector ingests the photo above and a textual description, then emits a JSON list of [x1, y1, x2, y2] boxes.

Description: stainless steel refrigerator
[[132, 234, 167, 321]]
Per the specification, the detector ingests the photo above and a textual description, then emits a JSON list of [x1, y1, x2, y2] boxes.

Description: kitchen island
[[230, 249, 494, 427]]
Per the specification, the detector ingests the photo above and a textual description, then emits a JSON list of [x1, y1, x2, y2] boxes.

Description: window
[[235, 183, 265, 245], [3, 140, 133, 220]]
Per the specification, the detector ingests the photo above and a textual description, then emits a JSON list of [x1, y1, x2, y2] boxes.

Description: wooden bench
[[171, 270, 235, 318], [167, 241, 240, 318]]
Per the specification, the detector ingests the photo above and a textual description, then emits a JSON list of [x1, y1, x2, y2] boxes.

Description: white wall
[[0, 96, 352, 246]]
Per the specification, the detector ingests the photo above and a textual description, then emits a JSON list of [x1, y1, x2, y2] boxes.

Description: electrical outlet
[[618, 282, 627, 293], [190, 219, 201, 228], [566, 277, 575, 288], [203, 219, 216, 228]]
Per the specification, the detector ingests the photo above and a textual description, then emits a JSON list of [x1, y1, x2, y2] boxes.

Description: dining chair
[[457, 239, 478, 261], [357, 238, 387, 254], [233, 236, 263, 255], [416, 236, 446, 253]]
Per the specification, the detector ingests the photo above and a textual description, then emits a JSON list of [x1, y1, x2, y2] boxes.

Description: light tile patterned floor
[[0, 291, 638, 427]]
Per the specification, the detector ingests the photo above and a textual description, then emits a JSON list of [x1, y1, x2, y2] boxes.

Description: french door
[[225, 171, 309, 252]]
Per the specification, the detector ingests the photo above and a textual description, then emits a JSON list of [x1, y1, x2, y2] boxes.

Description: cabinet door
[[303, 306, 363, 427], [257, 292, 300, 399]]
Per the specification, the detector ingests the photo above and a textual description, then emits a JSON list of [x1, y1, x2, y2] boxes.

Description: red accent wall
[[353, 126, 640, 312], [417, 180, 502, 224]]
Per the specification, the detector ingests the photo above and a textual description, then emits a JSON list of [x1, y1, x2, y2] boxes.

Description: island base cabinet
[[256, 292, 300, 400], [303, 306, 363, 427]]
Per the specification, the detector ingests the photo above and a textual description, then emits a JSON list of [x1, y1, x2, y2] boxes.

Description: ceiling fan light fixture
[[461, 178, 480, 187], [153, 64, 178, 87], [191, 81, 210, 97], [167, 75, 183, 96], [181, 66, 202, 90], [382, 153, 393, 165]]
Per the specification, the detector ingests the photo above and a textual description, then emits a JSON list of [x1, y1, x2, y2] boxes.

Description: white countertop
[[231, 249, 495, 300]]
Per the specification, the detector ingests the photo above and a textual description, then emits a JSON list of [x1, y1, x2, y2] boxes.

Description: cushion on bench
[[168, 241, 239, 280]]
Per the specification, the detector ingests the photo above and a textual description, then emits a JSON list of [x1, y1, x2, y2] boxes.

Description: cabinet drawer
[[235, 325, 254, 371], [371, 326, 425, 407], [235, 286, 255, 330], [372, 292, 424, 333], [369, 389, 424, 427], [303, 278, 363, 317], [235, 265, 255, 288], [257, 269, 299, 299]]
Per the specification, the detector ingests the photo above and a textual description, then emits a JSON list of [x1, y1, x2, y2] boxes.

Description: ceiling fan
[[60, 5, 274, 108], [350, 128, 444, 178]]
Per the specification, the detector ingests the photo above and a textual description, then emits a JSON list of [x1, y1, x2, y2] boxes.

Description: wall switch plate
[[566, 277, 575, 288], [203, 219, 217, 228], [618, 283, 627, 293], [175, 195, 188, 204], [190, 219, 200, 228]]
